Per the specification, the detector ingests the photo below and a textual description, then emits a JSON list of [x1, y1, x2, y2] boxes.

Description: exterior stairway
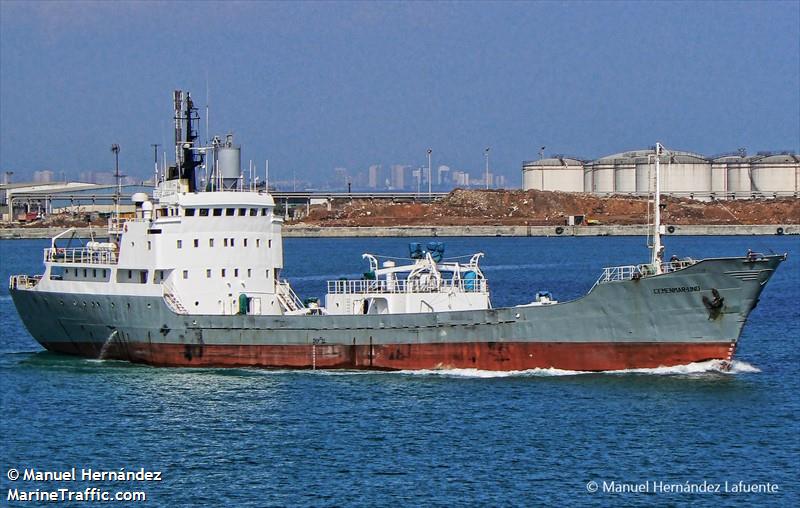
[[276, 281, 305, 313]]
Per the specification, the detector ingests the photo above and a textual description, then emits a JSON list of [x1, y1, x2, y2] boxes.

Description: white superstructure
[[16, 90, 493, 321]]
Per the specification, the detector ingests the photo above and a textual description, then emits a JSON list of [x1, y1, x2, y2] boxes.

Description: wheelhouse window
[[226, 208, 235, 216], [213, 208, 223, 216], [185, 208, 196, 216], [249, 208, 258, 216], [199, 209, 209, 217], [238, 208, 247, 216]]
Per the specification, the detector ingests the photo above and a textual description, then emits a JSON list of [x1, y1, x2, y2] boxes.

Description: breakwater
[[1, 224, 795, 239]]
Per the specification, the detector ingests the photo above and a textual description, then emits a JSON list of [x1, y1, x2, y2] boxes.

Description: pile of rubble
[[298, 189, 799, 226]]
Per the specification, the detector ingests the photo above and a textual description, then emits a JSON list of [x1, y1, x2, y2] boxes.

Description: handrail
[[9, 274, 41, 290], [44, 247, 118, 265], [327, 278, 488, 295], [277, 280, 305, 310], [162, 280, 188, 314], [596, 259, 696, 284]]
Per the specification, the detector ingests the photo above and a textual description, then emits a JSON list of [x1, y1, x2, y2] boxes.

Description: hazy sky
[[1, 0, 798, 185]]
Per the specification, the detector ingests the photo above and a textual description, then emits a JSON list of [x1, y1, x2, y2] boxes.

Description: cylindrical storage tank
[[589, 159, 615, 194], [660, 152, 711, 200], [750, 154, 800, 197], [710, 155, 743, 200], [522, 157, 584, 192], [635, 155, 654, 196], [726, 160, 751, 199], [217, 146, 241, 190], [583, 166, 593, 193], [614, 158, 636, 194]]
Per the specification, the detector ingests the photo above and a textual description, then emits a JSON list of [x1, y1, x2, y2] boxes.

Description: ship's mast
[[171, 90, 203, 192], [651, 142, 664, 272]]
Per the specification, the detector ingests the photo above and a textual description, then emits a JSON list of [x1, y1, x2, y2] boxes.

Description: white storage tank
[[710, 154, 746, 199], [613, 156, 637, 194], [750, 153, 800, 197], [588, 155, 617, 194], [660, 151, 711, 199], [726, 159, 752, 199], [635, 153, 656, 196], [522, 157, 585, 192]]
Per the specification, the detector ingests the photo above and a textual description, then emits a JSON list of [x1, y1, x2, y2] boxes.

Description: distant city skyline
[[1, 1, 798, 187]]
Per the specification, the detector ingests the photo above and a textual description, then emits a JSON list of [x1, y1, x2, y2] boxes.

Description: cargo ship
[[8, 91, 787, 371]]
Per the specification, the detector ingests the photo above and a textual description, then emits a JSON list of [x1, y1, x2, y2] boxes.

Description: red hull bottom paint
[[42, 341, 737, 371]]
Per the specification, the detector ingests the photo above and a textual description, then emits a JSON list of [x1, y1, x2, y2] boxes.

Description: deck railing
[[44, 248, 118, 265], [9, 274, 41, 290], [597, 259, 696, 283], [327, 278, 487, 295]]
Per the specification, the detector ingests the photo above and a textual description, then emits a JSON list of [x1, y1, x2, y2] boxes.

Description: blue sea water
[[1, 235, 798, 507]]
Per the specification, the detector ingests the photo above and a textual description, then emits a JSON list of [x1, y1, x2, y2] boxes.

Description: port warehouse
[[523, 150, 800, 200]]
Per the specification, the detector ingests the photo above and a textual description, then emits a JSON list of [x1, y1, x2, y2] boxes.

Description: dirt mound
[[298, 189, 799, 226]]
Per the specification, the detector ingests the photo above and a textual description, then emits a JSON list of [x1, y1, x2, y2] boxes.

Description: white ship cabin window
[[238, 208, 247, 216], [183, 270, 189, 279], [256, 239, 261, 248], [148, 241, 152, 250], [269, 239, 272, 248], [247, 268, 252, 278], [185, 208, 196, 216], [193, 239, 199, 248], [234, 268, 239, 277], [209, 238, 214, 247], [83, 269, 87, 277], [244, 238, 248, 247], [261, 208, 268, 216], [226, 208, 235, 216], [199, 209, 209, 217], [213, 208, 223, 216], [92, 269, 97, 278], [157, 209, 166, 218], [224, 238, 229, 247], [221, 268, 226, 277], [231, 238, 235, 247], [206, 269, 212, 278], [177, 240, 183, 249], [249, 208, 258, 216], [117, 269, 148, 284]]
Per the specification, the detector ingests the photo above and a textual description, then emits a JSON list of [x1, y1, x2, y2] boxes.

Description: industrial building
[[522, 149, 800, 200]]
